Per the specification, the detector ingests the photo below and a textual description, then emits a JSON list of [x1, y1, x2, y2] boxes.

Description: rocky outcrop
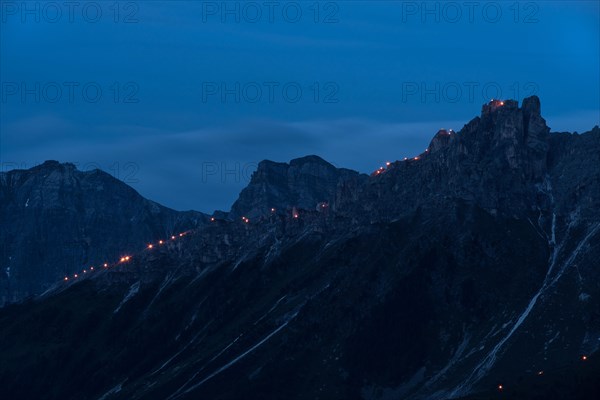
[[547, 125, 600, 218], [350, 96, 554, 220], [229, 155, 367, 219]]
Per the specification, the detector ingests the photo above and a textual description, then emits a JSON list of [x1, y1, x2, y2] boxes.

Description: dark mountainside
[[0, 96, 599, 400], [0, 162, 207, 305]]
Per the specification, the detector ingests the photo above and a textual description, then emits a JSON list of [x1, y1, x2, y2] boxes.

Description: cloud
[[3, 105, 597, 213], [2, 114, 463, 212]]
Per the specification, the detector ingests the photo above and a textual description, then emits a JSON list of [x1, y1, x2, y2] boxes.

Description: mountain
[[0, 161, 207, 305], [0, 97, 599, 400], [229, 155, 366, 219]]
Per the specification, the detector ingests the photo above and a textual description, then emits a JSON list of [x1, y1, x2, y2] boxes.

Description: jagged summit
[[38, 160, 63, 168], [289, 154, 331, 166], [229, 154, 366, 219], [480, 96, 542, 118], [7, 160, 115, 183]]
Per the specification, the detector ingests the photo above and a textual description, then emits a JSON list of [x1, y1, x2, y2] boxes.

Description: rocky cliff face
[[0, 161, 207, 304], [0, 97, 599, 400], [348, 96, 556, 222], [230, 155, 367, 219]]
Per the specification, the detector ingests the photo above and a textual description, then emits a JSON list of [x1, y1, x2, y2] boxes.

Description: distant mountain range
[[1, 96, 599, 400]]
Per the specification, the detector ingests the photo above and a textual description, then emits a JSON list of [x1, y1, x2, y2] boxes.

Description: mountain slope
[[0, 97, 599, 400], [0, 161, 207, 304]]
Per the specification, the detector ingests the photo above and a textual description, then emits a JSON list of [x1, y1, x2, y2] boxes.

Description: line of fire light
[[62, 204, 330, 283], [63, 231, 190, 282]]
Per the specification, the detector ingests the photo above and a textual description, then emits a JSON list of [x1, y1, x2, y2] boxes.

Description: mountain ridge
[[0, 160, 207, 304], [1, 96, 599, 400]]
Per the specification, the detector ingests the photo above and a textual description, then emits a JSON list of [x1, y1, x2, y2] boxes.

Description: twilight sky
[[1, 0, 599, 212]]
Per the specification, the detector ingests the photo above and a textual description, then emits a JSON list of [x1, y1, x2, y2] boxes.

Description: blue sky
[[1, 0, 599, 212]]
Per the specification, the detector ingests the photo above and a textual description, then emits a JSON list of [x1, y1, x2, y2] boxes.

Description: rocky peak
[[522, 95, 550, 152], [29, 160, 78, 174], [480, 98, 519, 118], [522, 95, 541, 117], [428, 129, 456, 154], [230, 155, 366, 219], [0, 162, 206, 305], [478, 96, 548, 141], [459, 96, 550, 178], [38, 160, 62, 168], [288, 154, 332, 167], [354, 97, 561, 221]]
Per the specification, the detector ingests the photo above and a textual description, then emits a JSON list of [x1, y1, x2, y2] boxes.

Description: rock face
[[348, 96, 555, 220], [229, 155, 366, 219], [0, 97, 599, 400], [0, 161, 207, 304]]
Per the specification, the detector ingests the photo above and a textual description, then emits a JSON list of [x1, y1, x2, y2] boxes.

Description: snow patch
[[581, 331, 600, 356], [144, 274, 174, 314], [449, 219, 600, 397], [545, 331, 560, 352], [362, 367, 425, 400], [253, 295, 287, 326], [114, 281, 140, 314], [169, 310, 299, 399], [97, 382, 124, 400], [579, 293, 591, 302], [152, 329, 208, 376], [422, 334, 470, 392]]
